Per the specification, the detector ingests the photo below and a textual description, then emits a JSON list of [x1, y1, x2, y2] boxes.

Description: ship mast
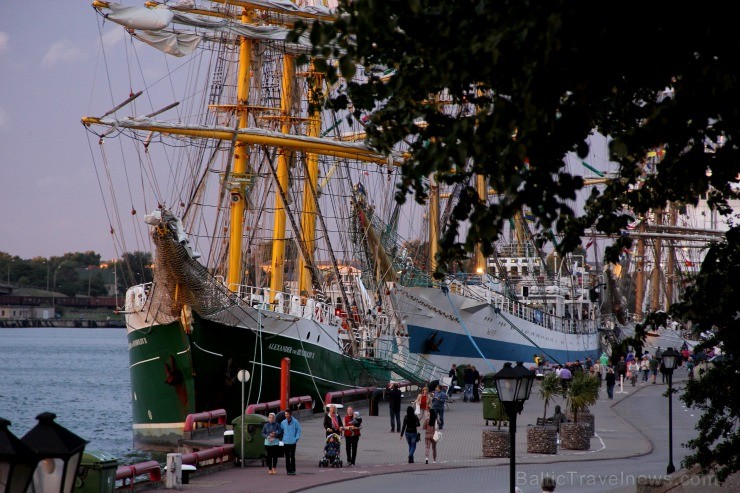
[[473, 174, 487, 273], [428, 174, 440, 272], [226, 6, 254, 291]]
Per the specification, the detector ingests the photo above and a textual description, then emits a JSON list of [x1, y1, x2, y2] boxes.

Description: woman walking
[[415, 386, 431, 421], [424, 409, 439, 464], [323, 404, 341, 437], [400, 405, 421, 463], [261, 413, 283, 475]]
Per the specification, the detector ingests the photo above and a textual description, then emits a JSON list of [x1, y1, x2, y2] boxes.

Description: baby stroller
[[319, 433, 343, 467]]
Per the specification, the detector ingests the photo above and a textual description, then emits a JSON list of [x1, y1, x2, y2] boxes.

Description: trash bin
[[369, 388, 383, 416], [232, 414, 268, 461], [481, 372, 496, 389], [75, 450, 118, 493], [481, 388, 507, 426]]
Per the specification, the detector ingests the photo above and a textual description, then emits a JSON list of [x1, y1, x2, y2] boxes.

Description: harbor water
[[0, 327, 159, 464]]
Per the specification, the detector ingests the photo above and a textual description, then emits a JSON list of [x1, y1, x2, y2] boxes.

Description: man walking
[[431, 384, 448, 429], [448, 364, 458, 394], [388, 383, 402, 432], [280, 409, 301, 475]]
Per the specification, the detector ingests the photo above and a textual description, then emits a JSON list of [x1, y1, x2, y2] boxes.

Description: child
[[324, 433, 340, 459], [350, 411, 362, 436]]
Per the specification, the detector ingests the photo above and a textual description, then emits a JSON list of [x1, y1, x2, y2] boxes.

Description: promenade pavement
[[144, 373, 676, 493]]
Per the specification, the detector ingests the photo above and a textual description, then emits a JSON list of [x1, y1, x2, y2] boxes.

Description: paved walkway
[[144, 374, 675, 493]]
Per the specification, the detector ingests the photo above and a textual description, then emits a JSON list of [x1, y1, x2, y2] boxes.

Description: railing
[[115, 461, 161, 490], [324, 386, 377, 406], [245, 395, 313, 415], [233, 285, 340, 326], [184, 409, 227, 432], [367, 338, 446, 384], [182, 444, 234, 467]]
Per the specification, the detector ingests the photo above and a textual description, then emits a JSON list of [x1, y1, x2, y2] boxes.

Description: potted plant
[[560, 371, 600, 450], [526, 372, 561, 454], [482, 388, 510, 457]]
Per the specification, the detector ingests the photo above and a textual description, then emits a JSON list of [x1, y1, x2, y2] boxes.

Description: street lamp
[[0, 418, 37, 493], [492, 361, 536, 493], [661, 347, 680, 475], [21, 412, 88, 493]]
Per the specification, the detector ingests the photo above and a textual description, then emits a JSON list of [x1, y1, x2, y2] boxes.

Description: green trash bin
[[75, 450, 118, 493], [232, 414, 268, 462], [481, 388, 508, 426]]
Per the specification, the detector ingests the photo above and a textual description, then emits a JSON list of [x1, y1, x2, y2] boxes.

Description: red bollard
[[280, 357, 290, 411]]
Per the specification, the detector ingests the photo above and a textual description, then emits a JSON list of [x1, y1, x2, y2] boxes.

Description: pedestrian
[[261, 412, 283, 475], [558, 365, 572, 392], [400, 405, 421, 463], [280, 409, 301, 475], [463, 365, 475, 402], [542, 475, 557, 491], [640, 355, 650, 383], [342, 406, 360, 466], [599, 351, 609, 378], [592, 361, 602, 387], [472, 365, 481, 402], [388, 382, 402, 432], [627, 358, 639, 386], [649, 356, 659, 384], [431, 384, 448, 429], [605, 367, 616, 399], [617, 356, 627, 383], [448, 364, 458, 394], [323, 404, 341, 437], [415, 386, 431, 421], [424, 409, 439, 464]]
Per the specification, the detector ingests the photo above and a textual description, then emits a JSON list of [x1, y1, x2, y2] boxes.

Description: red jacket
[[342, 414, 361, 437]]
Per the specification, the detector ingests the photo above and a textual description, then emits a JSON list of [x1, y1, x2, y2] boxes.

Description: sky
[[0, 2, 128, 261], [0, 2, 624, 265]]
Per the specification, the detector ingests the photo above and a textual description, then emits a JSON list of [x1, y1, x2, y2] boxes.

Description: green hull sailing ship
[[84, 0, 443, 449]]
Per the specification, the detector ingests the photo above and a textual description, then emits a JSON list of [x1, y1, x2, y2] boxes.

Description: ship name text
[[268, 343, 315, 359]]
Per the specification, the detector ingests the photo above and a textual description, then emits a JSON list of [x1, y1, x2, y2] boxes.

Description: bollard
[[165, 453, 182, 489]]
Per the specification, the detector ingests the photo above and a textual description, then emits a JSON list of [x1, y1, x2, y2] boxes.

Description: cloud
[[42, 39, 85, 68], [102, 28, 125, 49], [0, 31, 8, 54], [0, 106, 7, 128]]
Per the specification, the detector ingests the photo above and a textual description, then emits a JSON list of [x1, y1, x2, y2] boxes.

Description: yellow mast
[[634, 218, 646, 322], [473, 174, 486, 273], [297, 66, 322, 295], [226, 6, 253, 291], [428, 174, 439, 272], [269, 55, 296, 297], [665, 203, 677, 305], [651, 209, 663, 312]]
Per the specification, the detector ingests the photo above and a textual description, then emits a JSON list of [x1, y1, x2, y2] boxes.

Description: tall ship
[[83, 1, 601, 449]]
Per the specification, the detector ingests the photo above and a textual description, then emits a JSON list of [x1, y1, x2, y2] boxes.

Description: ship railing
[[369, 338, 445, 384], [235, 285, 340, 326], [490, 296, 598, 335]]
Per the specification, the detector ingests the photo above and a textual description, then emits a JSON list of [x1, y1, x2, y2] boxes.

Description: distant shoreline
[[0, 319, 125, 329]]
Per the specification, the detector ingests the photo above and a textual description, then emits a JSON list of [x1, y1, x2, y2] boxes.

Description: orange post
[[280, 357, 290, 411]]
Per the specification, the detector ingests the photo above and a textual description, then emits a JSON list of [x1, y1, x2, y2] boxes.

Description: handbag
[[433, 430, 442, 442], [416, 432, 421, 441], [414, 402, 421, 416]]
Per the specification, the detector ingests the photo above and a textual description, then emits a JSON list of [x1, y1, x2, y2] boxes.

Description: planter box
[[568, 411, 595, 436], [482, 429, 510, 457], [526, 425, 557, 454], [560, 422, 591, 450]]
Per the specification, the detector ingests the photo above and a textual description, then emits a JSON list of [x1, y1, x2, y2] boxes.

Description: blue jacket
[[262, 421, 283, 441], [431, 390, 447, 411], [280, 417, 302, 444]]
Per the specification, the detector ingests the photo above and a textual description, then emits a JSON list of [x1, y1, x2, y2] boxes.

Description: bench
[[536, 417, 555, 426]]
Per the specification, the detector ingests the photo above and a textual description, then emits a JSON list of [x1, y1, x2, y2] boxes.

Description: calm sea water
[[0, 328, 159, 464]]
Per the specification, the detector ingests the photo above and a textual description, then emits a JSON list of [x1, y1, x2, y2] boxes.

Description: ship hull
[[393, 285, 601, 374], [127, 299, 380, 450]]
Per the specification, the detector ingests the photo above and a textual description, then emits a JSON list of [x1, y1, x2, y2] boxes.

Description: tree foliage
[[297, 0, 740, 269], [295, 0, 740, 478], [673, 227, 740, 481]]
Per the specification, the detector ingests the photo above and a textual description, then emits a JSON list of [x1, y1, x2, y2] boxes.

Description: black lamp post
[[661, 347, 680, 475], [0, 418, 37, 493], [492, 361, 536, 493], [21, 412, 88, 493]]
